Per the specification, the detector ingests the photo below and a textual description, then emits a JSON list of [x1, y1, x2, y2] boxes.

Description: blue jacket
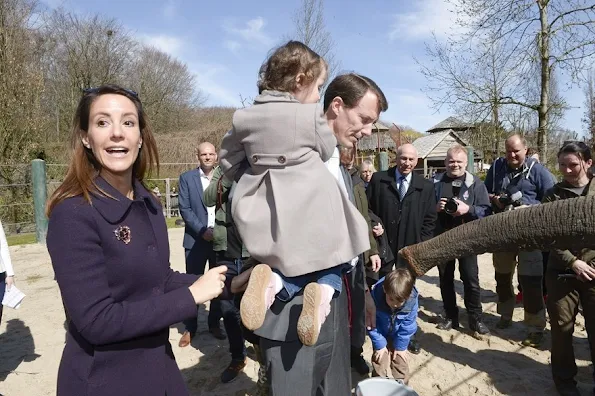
[[178, 168, 210, 250], [367, 277, 418, 351], [484, 157, 556, 205]]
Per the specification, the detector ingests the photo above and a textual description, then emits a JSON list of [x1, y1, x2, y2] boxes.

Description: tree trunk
[[537, 1, 549, 163], [400, 196, 595, 276], [492, 101, 500, 158]]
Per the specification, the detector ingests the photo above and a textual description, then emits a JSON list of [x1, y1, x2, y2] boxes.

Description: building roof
[[413, 129, 468, 159], [373, 120, 391, 132], [426, 116, 470, 133], [357, 132, 397, 151]]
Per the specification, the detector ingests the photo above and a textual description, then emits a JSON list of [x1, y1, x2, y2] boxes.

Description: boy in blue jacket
[[368, 268, 418, 384]]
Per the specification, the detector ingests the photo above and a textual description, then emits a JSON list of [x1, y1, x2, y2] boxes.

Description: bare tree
[[445, 0, 595, 162], [128, 46, 205, 133], [0, 0, 46, 228], [418, 33, 524, 158], [40, 10, 137, 140], [583, 70, 595, 146], [290, 0, 340, 80]]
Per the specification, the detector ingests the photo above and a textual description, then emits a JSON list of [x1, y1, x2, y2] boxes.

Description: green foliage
[[6, 232, 36, 246]]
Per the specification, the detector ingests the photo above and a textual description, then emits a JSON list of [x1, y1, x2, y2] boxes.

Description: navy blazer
[[178, 168, 210, 250], [47, 177, 199, 396]]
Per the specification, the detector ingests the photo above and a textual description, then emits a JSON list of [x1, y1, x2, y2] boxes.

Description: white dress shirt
[[199, 168, 216, 228], [395, 169, 412, 197], [325, 147, 358, 267]]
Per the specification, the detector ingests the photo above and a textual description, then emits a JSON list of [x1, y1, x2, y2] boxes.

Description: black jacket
[[432, 171, 492, 234], [366, 168, 437, 261]]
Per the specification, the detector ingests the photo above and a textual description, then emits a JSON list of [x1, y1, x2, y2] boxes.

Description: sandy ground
[[0, 227, 593, 396]]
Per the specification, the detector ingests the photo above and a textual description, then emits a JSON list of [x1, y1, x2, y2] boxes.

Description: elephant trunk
[[400, 195, 595, 276]]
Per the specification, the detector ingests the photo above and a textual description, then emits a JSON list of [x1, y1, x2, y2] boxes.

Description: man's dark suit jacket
[[178, 168, 210, 251], [366, 167, 437, 278]]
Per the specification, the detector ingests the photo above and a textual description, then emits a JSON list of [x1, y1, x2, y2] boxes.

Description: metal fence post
[[31, 159, 48, 243], [165, 178, 171, 218], [378, 151, 389, 171]]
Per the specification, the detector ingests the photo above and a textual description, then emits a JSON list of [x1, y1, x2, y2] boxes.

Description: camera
[[497, 185, 523, 211], [444, 180, 462, 215]]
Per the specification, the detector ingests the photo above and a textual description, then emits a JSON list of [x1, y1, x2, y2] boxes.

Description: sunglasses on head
[[82, 87, 139, 99]]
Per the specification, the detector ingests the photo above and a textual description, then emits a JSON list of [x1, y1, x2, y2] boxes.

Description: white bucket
[[355, 378, 419, 396]]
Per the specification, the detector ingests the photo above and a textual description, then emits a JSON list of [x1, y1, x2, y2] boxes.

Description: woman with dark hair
[[542, 141, 595, 396], [46, 85, 227, 396]]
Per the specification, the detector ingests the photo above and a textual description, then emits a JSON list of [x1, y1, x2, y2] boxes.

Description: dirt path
[[1, 228, 592, 395]]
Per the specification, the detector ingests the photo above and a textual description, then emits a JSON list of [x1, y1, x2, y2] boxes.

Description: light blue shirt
[[395, 169, 412, 194]]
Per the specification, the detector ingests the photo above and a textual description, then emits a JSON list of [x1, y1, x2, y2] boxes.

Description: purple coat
[[47, 177, 199, 396]]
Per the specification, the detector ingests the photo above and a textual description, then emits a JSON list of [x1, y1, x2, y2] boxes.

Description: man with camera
[[484, 134, 555, 347], [434, 145, 491, 335]]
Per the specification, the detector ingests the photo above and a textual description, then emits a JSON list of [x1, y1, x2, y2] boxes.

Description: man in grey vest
[[254, 73, 388, 395]]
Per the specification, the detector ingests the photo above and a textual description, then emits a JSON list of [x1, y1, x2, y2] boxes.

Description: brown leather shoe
[[178, 331, 193, 348]]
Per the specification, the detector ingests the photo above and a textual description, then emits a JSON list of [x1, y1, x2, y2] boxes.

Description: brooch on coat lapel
[[114, 225, 131, 244]]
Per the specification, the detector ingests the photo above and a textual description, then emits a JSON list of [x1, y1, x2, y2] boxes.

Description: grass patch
[[166, 217, 184, 229], [7, 233, 37, 246], [25, 274, 43, 283]]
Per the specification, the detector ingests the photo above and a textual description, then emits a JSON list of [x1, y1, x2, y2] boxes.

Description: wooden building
[[412, 129, 484, 177]]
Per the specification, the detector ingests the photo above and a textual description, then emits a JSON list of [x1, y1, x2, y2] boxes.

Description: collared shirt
[[199, 167, 216, 228], [325, 146, 358, 267], [395, 169, 412, 196], [325, 147, 349, 196]]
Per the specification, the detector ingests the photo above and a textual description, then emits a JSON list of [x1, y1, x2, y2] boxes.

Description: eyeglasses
[[82, 87, 139, 99]]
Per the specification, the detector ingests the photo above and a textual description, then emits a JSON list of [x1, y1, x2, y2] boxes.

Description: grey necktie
[[399, 176, 407, 200]]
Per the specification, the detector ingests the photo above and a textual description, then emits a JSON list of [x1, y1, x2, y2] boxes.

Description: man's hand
[[231, 267, 253, 293], [392, 349, 409, 363], [365, 289, 376, 330], [489, 194, 505, 210], [369, 255, 381, 272], [571, 259, 595, 282], [436, 198, 447, 212], [372, 347, 388, 364], [452, 199, 470, 216], [372, 223, 384, 237], [202, 228, 214, 241]]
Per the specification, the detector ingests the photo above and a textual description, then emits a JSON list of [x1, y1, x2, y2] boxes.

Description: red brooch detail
[[114, 225, 131, 244]]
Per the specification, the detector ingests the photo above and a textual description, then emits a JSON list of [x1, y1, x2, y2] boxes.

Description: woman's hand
[[5, 275, 14, 291], [188, 266, 228, 304], [571, 259, 595, 282]]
